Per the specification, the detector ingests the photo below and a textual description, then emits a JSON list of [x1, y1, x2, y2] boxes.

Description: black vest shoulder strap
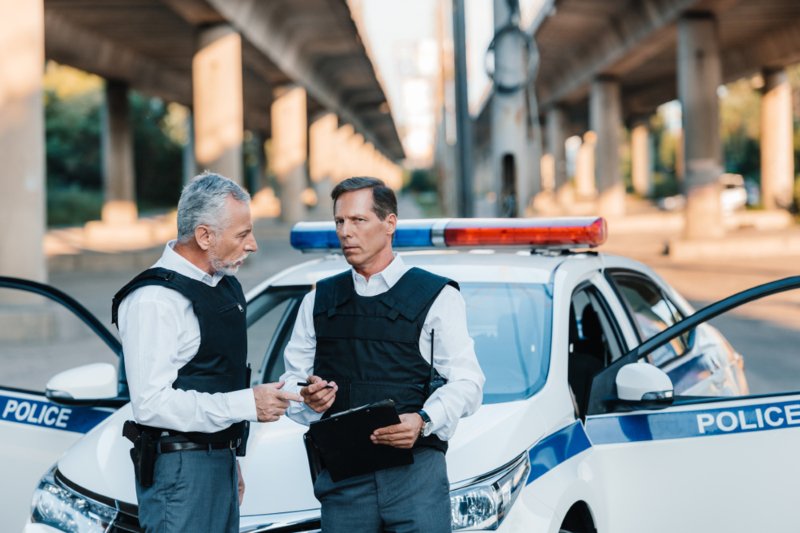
[[381, 267, 459, 322], [111, 267, 191, 326], [313, 270, 353, 318]]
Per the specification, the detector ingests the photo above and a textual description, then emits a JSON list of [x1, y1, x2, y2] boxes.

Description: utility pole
[[489, 0, 530, 217], [452, 0, 473, 217]]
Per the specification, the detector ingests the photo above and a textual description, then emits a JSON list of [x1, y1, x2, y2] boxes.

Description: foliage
[[647, 110, 680, 197], [405, 168, 437, 193], [44, 66, 186, 224], [46, 184, 103, 227], [719, 78, 761, 181], [129, 92, 183, 211], [45, 89, 103, 192]]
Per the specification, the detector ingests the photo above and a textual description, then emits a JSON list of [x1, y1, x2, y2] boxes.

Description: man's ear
[[195, 225, 214, 251], [385, 213, 397, 236]]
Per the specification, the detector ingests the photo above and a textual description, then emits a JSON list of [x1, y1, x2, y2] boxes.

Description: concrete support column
[[386, 160, 403, 191], [364, 143, 379, 178], [491, 0, 530, 217], [631, 117, 653, 197], [193, 24, 243, 182], [309, 112, 337, 216], [546, 107, 568, 206], [271, 86, 307, 223], [347, 132, 365, 177], [101, 79, 137, 224], [0, 0, 46, 282], [182, 112, 196, 186], [760, 67, 794, 210], [332, 124, 354, 183], [590, 77, 625, 216], [249, 131, 280, 219], [574, 131, 597, 199], [678, 13, 723, 239]]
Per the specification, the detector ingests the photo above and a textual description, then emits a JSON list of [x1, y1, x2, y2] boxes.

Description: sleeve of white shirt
[[120, 291, 257, 432], [421, 285, 486, 441], [280, 291, 324, 426]]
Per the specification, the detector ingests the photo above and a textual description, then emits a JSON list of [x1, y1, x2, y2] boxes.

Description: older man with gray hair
[[112, 172, 301, 532]]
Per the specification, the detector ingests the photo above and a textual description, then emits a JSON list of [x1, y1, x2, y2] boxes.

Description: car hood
[[58, 400, 542, 515]]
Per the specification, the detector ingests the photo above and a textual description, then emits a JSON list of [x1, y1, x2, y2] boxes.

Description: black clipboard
[[304, 399, 413, 482]]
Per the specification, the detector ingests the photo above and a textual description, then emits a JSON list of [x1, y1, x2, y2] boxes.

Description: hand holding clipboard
[[304, 399, 414, 482]]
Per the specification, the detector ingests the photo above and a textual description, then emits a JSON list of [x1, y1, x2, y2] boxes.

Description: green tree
[[129, 92, 183, 211]]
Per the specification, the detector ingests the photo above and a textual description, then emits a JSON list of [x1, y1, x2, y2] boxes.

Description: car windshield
[[252, 282, 552, 406], [461, 282, 552, 404]]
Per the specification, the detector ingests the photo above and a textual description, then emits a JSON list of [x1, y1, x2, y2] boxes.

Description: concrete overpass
[[1, 0, 404, 283], [466, 0, 799, 237]]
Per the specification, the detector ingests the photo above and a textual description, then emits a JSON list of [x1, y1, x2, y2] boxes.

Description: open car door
[[0, 277, 126, 531], [583, 276, 800, 533]]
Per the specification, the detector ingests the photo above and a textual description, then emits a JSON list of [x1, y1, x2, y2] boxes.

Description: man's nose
[[245, 233, 258, 253], [338, 220, 352, 237]]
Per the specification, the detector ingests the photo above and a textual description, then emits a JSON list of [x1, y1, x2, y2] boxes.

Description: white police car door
[[0, 277, 120, 531], [583, 276, 800, 533]]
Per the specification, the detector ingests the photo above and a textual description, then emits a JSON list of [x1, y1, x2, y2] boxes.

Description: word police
[[696, 402, 800, 435], [2, 398, 71, 428]]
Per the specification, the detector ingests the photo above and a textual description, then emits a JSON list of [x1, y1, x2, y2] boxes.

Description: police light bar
[[290, 217, 607, 251]]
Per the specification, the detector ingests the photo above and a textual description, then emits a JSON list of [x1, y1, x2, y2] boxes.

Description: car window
[[568, 285, 624, 417], [246, 287, 306, 386], [0, 287, 118, 392], [609, 273, 687, 366], [462, 282, 551, 404]]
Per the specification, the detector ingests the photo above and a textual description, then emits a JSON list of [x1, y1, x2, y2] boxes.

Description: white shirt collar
[[157, 240, 225, 287], [351, 254, 407, 289]]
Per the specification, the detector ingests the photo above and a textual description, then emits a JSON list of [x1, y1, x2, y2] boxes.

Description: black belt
[[157, 439, 238, 454]]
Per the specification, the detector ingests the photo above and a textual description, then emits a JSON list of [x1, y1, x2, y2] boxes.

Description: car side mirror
[[616, 362, 674, 402], [45, 363, 119, 405]]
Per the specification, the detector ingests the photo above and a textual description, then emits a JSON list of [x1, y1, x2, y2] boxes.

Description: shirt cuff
[[422, 398, 447, 436], [228, 388, 259, 422]]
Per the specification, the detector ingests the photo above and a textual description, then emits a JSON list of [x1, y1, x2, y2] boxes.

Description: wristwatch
[[417, 409, 433, 437]]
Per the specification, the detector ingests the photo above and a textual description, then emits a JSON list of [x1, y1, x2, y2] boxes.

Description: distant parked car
[[719, 173, 748, 212], [657, 173, 747, 213]]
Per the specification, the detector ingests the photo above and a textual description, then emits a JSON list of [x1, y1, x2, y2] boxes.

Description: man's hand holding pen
[[300, 375, 338, 413]]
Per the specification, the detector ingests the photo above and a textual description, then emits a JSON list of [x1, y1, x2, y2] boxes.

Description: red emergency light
[[442, 217, 607, 248]]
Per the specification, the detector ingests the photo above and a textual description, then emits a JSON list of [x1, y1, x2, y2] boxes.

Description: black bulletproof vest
[[112, 267, 248, 443], [313, 267, 458, 452]]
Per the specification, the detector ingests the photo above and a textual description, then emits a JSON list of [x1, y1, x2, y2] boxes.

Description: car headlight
[[450, 451, 530, 530], [30, 466, 117, 533]]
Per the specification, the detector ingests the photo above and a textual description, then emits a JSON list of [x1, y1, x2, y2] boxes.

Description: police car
[[2, 217, 797, 532]]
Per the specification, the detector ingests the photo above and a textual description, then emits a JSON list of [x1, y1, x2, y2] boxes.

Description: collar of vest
[[313, 267, 458, 322]]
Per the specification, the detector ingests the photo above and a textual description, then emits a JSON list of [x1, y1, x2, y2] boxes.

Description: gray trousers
[[136, 447, 239, 533], [313, 447, 451, 533]]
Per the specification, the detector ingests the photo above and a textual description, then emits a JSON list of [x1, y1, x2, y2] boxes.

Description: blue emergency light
[[290, 217, 607, 251]]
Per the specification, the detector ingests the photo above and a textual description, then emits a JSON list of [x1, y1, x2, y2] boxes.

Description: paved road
[[3, 208, 799, 396]]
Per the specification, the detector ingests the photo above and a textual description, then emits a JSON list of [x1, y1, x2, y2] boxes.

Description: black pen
[[297, 381, 334, 389]]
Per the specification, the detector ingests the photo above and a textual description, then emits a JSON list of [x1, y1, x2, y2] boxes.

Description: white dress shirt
[[117, 241, 257, 432], [281, 255, 485, 440]]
